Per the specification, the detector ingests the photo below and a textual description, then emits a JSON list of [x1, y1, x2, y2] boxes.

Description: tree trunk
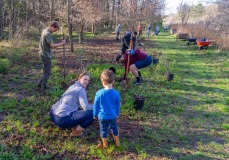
[[38, 0, 42, 33], [0, 0, 4, 39], [105, 0, 109, 28], [115, 0, 120, 32], [92, 21, 95, 34], [69, 23, 74, 51], [110, 0, 115, 29], [94, 23, 96, 35], [79, 19, 84, 43], [25, 1, 29, 33], [67, 0, 74, 52], [32, 0, 35, 17], [9, 0, 17, 38], [50, 0, 54, 21]]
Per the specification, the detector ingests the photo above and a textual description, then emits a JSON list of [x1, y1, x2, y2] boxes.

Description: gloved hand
[[127, 49, 135, 55]]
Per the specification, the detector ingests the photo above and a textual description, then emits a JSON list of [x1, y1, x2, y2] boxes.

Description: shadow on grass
[[0, 31, 228, 159]]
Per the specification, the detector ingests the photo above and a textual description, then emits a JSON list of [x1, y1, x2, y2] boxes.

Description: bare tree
[[141, 0, 165, 25], [49, 0, 55, 21], [110, 0, 115, 28], [0, 0, 166, 41], [8, 0, 17, 38], [37, 0, 42, 33], [177, 1, 191, 25], [67, 0, 74, 52], [71, 0, 103, 43], [117, 0, 165, 31], [115, 0, 120, 28], [0, 0, 4, 39], [216, 0, 229, 23]]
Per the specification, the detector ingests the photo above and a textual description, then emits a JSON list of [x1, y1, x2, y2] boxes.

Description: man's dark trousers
[[39, 56, 51, 91]]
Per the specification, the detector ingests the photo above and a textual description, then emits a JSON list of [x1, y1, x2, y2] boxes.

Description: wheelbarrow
[[196, 39, 210, 50], [187, 32, 197, 46]]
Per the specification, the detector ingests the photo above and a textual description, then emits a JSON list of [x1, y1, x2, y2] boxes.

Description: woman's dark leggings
[[50, 110, 93, 129]]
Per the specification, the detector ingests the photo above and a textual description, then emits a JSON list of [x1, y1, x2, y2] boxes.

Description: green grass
[[0, 31, 228, 159], [0, 58, 11, 74]]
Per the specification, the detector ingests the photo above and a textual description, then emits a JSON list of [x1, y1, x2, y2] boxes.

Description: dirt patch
[[0, 35, 150, 114], [0, 112, 8, 121]]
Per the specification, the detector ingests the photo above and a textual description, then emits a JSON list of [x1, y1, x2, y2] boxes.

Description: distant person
[[137, 24, 143, 37], [147, 24, 151, 37], [94, 70, 121, 148], [121, 31, 138, 55], [116, 48, 152, 85], [201, 37, 206, 42], [155, 26, 160, 35], [129, 26, 134, 32], [115, 24, 121, 40], [50, 71, 94, 137], [164, 25, 169, 32], [38, 21, 66, 94]]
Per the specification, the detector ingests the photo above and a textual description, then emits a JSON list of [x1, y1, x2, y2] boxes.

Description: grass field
[[0, 31, 228, 159]]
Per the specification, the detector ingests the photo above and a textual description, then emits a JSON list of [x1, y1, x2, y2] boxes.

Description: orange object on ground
[[196, 40, 210, 47]]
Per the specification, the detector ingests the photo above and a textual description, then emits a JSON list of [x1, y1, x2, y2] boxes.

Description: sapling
[[160, 52, 174, 81]]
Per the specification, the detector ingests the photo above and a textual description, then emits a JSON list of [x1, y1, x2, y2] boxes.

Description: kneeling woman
[[50, 71, 93, 136]]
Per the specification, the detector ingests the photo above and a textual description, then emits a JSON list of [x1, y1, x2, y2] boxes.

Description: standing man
[[115, 24, 121, 40], [164, 25, 169, 32], [155, 26, 160, 35], [121, 31, 137, 55], [147, 24, 151, 37], [38, 21, 66, 94]]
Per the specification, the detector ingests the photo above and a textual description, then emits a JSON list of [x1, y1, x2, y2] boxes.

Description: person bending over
[[116, 48, 152, 85]]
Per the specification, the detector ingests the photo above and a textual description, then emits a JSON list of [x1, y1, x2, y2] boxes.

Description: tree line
[[0, 0, 165, 47]]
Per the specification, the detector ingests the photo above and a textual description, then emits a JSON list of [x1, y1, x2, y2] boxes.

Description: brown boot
[[70, 125, 84, 137], [101, 138, 108, 149], [113, 135, 120, 147], [96, 140, 103, 149]]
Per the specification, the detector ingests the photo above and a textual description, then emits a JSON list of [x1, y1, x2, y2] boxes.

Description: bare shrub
[[171, 23, 229, 50], [9, 25, 40, 49], [170, 1, 229, 50]]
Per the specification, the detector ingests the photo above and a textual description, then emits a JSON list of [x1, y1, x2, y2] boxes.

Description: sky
[[164, 0, 214, 14]]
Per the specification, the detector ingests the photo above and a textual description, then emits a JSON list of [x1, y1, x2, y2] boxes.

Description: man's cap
[[133, 31, 138, 35]]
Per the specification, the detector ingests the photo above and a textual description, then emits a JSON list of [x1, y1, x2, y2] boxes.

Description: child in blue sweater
[[93, 69, 121, 148]]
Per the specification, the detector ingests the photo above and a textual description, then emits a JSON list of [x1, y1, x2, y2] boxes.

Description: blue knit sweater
[[93, 88, 121, 120]]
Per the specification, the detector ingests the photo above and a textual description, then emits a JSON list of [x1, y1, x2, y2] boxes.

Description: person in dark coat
[[116, 48, 152, 85], [121, 31, 137, 55]]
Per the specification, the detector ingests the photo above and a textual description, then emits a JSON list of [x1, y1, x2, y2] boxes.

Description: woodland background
[[0, 0, 228, 159], [0, 0, 228, 50]]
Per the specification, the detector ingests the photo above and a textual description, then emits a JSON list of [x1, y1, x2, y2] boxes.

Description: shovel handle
[[126, 33, 133, 74], [62, 33, 66, 82], [62, 34, 65, 40]]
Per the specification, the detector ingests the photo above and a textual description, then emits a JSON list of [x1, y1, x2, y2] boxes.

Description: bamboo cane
[[62, 34, 66, 83]]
